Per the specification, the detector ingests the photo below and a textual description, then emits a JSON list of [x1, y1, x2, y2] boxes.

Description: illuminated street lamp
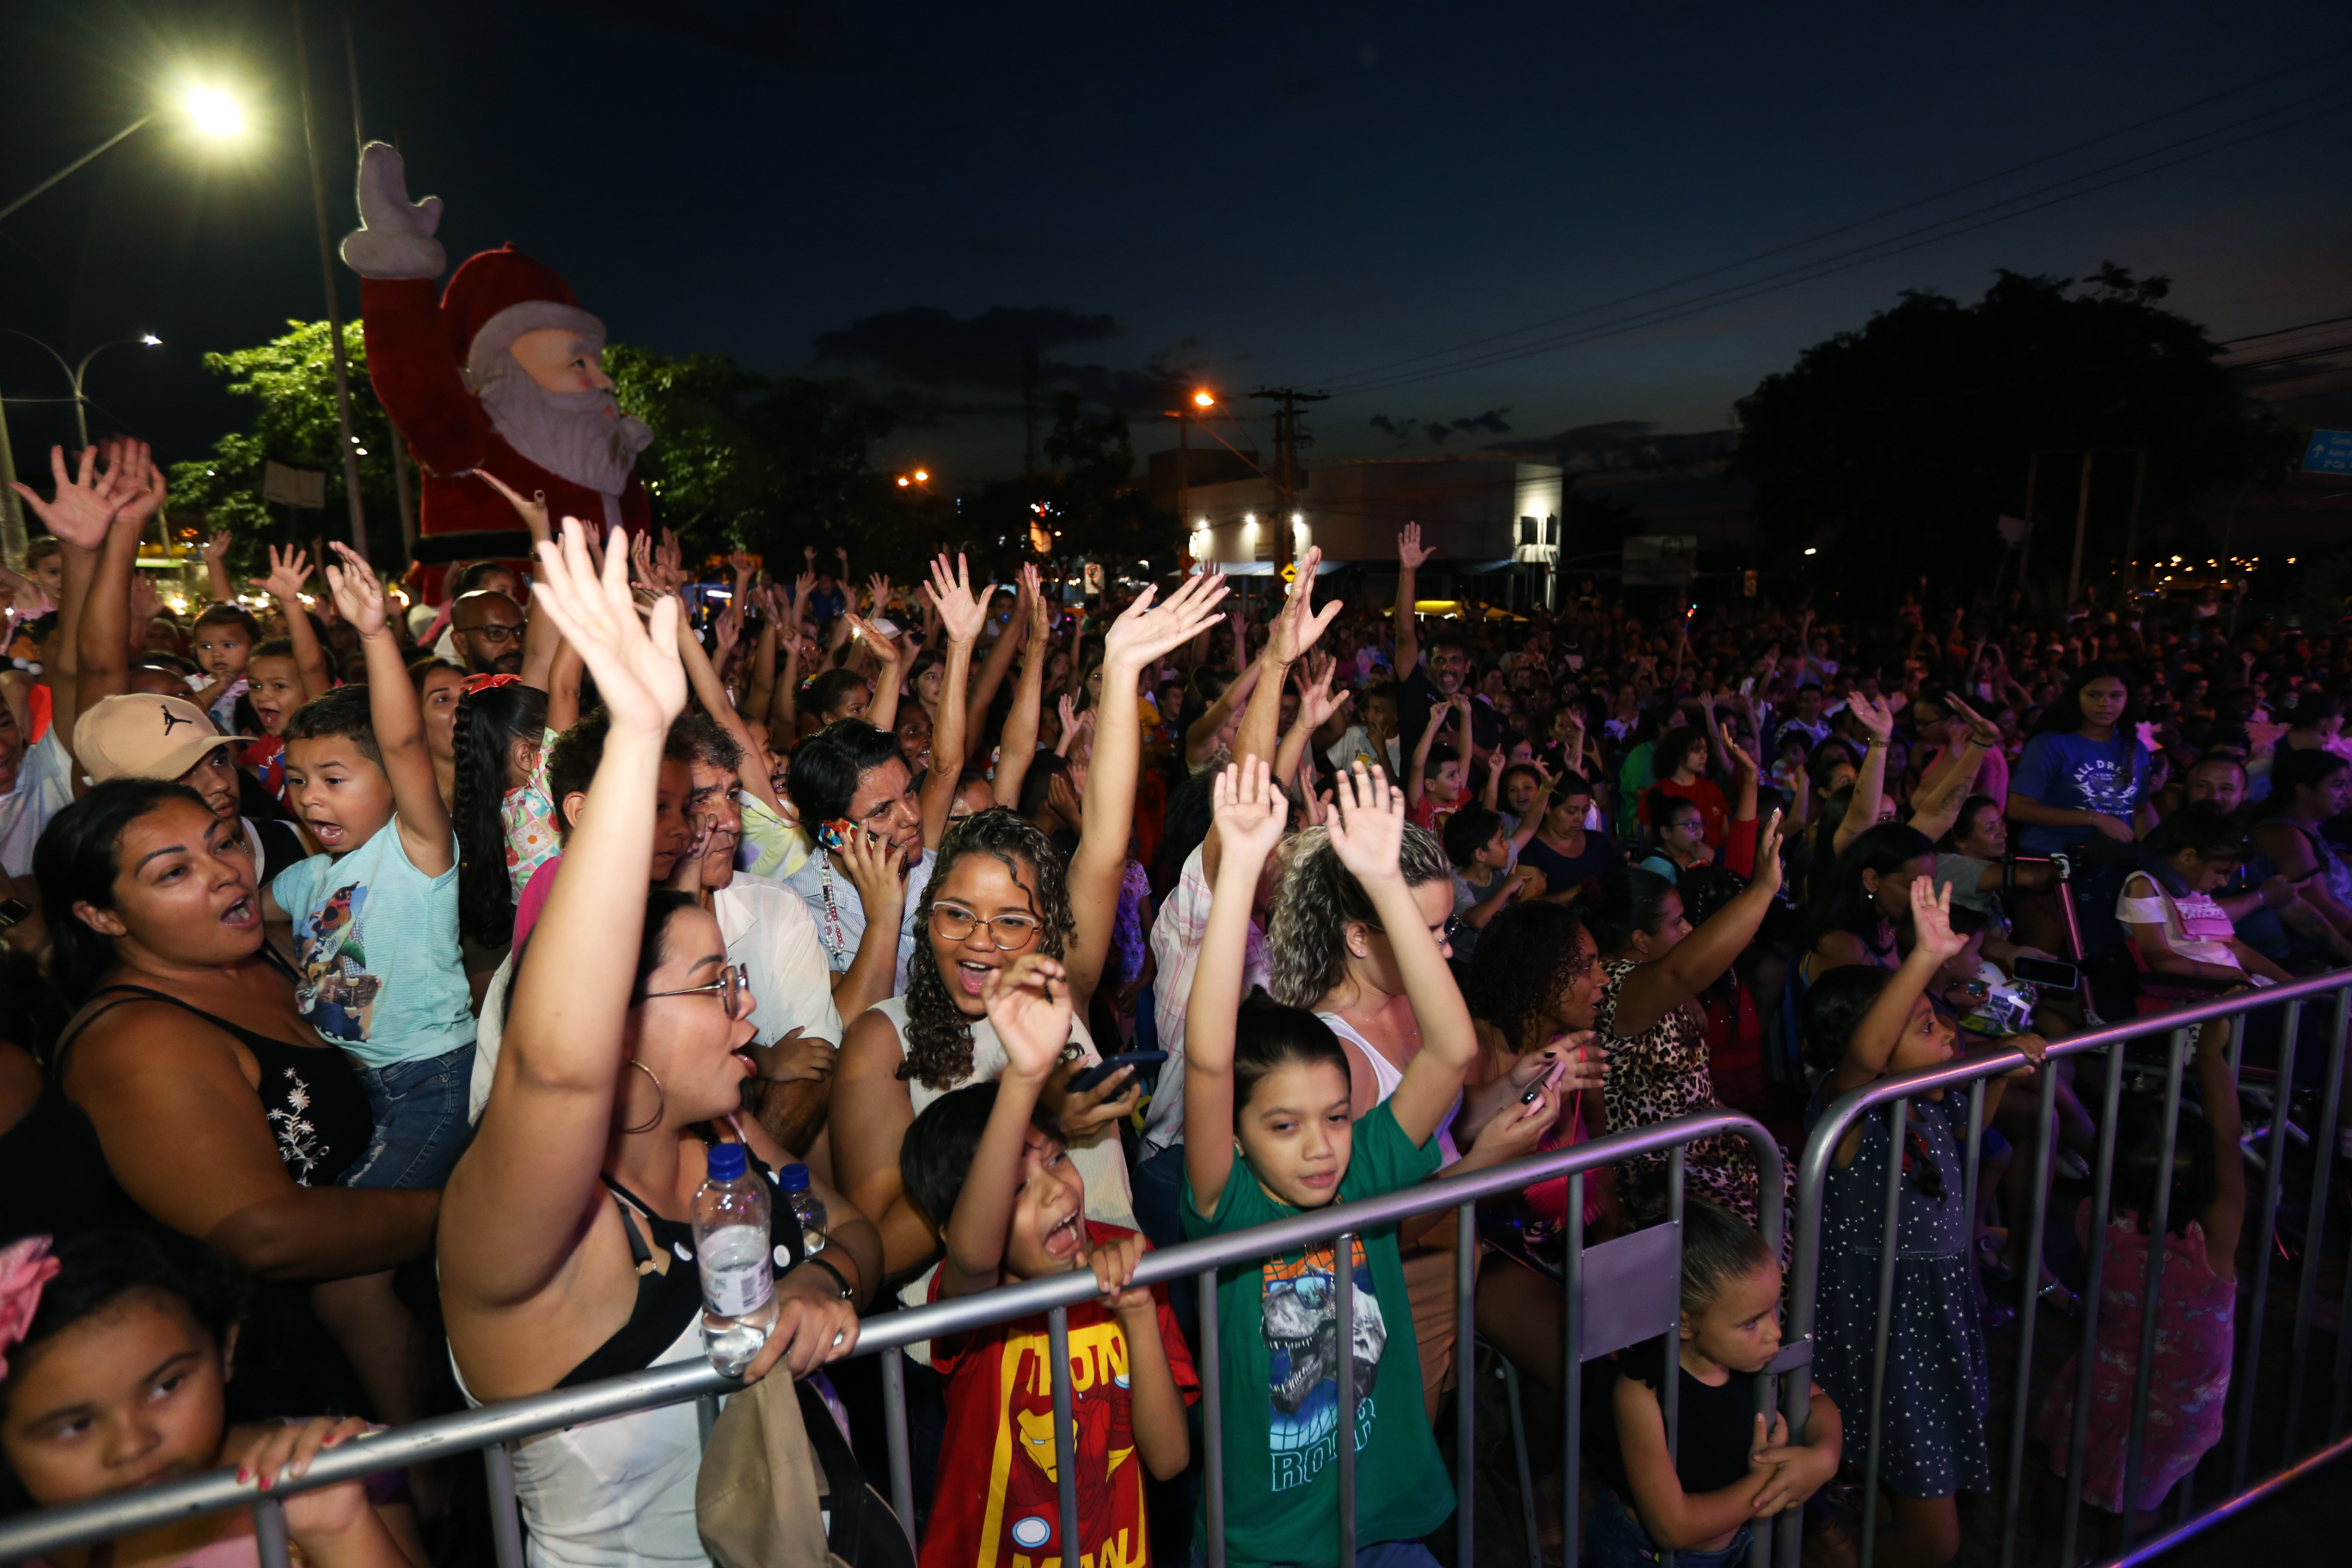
[[0, 84, 250, 226], [0, 83, 244, 567], [1167, 389, 1219, 560], [0, 331, 168, 567]]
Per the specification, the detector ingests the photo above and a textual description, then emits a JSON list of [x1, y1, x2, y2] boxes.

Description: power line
[[1325, 86, 2352, 401]]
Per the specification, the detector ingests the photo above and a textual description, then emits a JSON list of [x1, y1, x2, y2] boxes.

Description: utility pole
[[1249, 386, 1327, 573], [293, 0, 369, 556], [340, 4, 415, 562], [1021, 346, 1039, 475], [2067, 450, 2095, 607]]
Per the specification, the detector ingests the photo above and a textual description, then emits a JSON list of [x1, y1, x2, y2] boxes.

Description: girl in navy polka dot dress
[[1800, 878, 2047, 1568]]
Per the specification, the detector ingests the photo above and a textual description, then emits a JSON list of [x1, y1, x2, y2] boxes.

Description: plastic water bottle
[[778, 1163, 829, 1257], [694, 1143, 777, 1375]]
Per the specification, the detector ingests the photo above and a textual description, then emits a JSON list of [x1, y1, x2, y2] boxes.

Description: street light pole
[[0, 330, 162, 564], [0, 117, 155, 228], [292, 0, 370, 556]]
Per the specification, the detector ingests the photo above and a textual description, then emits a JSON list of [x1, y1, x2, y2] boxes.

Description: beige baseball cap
[[74, 695, 254, 784]]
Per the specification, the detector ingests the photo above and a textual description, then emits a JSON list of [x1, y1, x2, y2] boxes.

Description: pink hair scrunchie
[[0, 1235, 60, 1381]]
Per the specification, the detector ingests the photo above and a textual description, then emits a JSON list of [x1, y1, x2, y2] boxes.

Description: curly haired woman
[[829, 573, 1230, 1281]]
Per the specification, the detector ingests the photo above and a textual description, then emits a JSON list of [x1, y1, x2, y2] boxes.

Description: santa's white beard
[[475, 371, 653, 495]]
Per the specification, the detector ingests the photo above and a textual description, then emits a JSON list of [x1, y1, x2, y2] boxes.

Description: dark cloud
[[1369, 407, 1511, 445], [809, 304, 1186, 415], [813, 305, 1120, 389], [559, 0, 844, 65]]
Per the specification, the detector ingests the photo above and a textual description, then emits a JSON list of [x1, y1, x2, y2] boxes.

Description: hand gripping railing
[[1785, 966, 2352, 1568], [0, 1109, 1784, 1568]]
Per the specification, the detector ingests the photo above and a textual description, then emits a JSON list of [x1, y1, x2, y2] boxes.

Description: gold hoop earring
[[623, 1059, 665, 1135]]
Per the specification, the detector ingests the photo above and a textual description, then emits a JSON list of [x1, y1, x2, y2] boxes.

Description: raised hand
[[253, 544, 313, 603], [866, 571, 891, 613], [1945, 690, 2003, 749], [1297, 654, 1353, 732], [202, 528, 234, 567], [1750, 808, 1786, 897], [530, 519, 687, 736], [1848, 691, 1896, 742], [923, 553, 989, 645], [9, 445, 127, 549], [475, 469, 550, 544], [1055, 695, 1082, 755], [104, 438, 166, 534], [1720, 734, 1758, 779], [1398, 521, 1436, 572], [1212, 756, 1288, 865], [983, 953, 1074, 1081], [1909, 873, 1964, 960], [322, 542, 389, 637], [1104, 569, 1230, 671], [1323, 761, 1406, 885], [1265, 545, 1341, 665], [1022, 562, 1050, 646]]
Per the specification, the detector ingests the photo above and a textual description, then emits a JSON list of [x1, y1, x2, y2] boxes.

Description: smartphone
[[815, 818, 860, 853], [1067, 1050, 1167, 1094], [2011, 955, 2079, 990], [1520, 1058, 1567, 1105]]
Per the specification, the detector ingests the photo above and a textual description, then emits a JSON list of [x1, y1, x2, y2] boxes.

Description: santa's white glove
[[339, 142, 446, 281]]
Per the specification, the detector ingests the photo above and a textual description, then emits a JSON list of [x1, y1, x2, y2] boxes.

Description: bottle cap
[[705, 1142, 749, 1182], [778, 1162, 811, 1192]]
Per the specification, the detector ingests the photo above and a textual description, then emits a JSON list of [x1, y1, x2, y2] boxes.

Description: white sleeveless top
[[451, 1318, 712, 1568], [1317, 1009, 1461, 1164]]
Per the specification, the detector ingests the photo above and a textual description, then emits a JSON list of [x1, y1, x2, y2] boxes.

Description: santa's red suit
[[340, 144, 651, 591]]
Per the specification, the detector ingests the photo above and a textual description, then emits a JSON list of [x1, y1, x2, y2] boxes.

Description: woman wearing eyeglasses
[[828, 573, 1229, 1283], [439, 526, 879, 1568]]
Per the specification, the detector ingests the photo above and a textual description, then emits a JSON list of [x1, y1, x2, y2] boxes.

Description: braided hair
[[452, 682, 548, 949], [899, 808, 1075, 1092]]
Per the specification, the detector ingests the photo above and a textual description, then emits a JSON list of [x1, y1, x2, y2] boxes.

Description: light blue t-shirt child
[[271, 818, 476, 1069]]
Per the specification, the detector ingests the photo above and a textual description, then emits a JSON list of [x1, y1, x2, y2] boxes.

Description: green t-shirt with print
[[1180, 1099, 1451, 1567]]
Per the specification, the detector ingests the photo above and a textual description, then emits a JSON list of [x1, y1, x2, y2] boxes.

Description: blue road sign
[[2303, 430, 2352, 475]]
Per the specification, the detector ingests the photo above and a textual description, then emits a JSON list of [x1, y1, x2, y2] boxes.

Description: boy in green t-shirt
[[1180, 759, 1505, 1567]]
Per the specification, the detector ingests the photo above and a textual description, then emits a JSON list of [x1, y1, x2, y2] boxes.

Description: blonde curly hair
[[1265, 822, 1452, 1008]]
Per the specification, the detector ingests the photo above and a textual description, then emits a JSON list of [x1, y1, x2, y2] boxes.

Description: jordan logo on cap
[[159, 705, 193, 736]]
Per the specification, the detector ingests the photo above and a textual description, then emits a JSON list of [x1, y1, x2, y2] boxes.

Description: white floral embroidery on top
[[266, 1067, 325, 1185]]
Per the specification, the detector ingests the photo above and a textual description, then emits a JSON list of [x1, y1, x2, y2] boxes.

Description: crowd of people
[[0, 439, 2341, 1568]]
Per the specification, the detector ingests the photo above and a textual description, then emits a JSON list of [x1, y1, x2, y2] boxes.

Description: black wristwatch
[[791, 1253, 855, 1302]]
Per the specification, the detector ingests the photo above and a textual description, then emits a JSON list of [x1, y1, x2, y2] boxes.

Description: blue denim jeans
[[342, 1042, 475, 1190], [1589, 1489, 1753, 1568]]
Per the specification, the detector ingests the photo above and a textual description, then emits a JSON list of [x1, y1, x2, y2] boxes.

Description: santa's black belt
[[407, 529, 538, 565]]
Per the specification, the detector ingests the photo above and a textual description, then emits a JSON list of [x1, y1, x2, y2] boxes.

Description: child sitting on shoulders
[[902, 951, 1197, 1568], [1593, 1196, 1841, 1568], [1184, 758, 1495, 1567], [0, 1232, 424, 1568]]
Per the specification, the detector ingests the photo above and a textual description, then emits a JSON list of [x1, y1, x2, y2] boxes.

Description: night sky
[[4, 0, 2349, 493]]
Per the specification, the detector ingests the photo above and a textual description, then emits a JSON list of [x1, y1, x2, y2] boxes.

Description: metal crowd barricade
[[0, 1112, 1783, 1568], [1785, 967, 2352, 1568]]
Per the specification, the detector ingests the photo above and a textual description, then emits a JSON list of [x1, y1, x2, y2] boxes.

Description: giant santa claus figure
[[339, 142, 652, 583]]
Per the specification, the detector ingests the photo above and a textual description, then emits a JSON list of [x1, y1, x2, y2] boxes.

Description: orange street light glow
[[897, 476, 910, 487], [914, 469, 929, 481], [1191, 390, 1215, 407]]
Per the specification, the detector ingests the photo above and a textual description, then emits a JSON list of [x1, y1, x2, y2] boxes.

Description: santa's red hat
[[439, 243, 605, 387]]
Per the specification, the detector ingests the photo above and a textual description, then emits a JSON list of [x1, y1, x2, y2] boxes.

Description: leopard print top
[[1596, 957, 1790, 1229]]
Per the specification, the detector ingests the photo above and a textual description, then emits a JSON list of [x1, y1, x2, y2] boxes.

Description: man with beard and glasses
[[447, 590, 526, 677], [339, 142, 654, 596]]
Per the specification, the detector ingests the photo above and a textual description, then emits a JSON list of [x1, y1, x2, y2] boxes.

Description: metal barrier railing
[[1785, 966, 2352, 1568], [0, 1110, 1785, 1568]]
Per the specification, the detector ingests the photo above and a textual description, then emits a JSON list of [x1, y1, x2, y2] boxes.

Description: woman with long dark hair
[[450, 678, 550, 952], [1801, 821, 1939, 981], [2008, 662, 2145, 849]]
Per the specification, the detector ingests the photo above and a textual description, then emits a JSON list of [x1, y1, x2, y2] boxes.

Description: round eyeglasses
[[930, 903, 1043, 950], [642, 962, 751, 1014]]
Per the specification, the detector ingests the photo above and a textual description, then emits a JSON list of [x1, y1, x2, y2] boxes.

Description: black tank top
[[556, 1139, 808, 1387], [58, 978, 375, 1189]]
